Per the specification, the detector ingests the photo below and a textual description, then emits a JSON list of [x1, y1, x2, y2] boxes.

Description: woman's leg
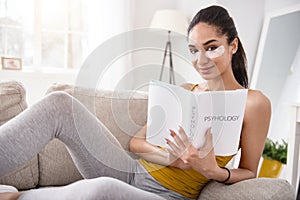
[[0, 91, 136, 183], [17, 177, 165, 200]]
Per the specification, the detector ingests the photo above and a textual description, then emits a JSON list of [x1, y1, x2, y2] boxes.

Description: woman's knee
[[83, 177, 129, 194], [90, 177, 123, 190], [44, 91, 73, 111], [46, 91, 72, 102]]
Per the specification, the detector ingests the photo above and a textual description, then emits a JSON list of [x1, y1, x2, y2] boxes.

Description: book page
[[146, 80, 193, 147], [146, 80, 248, 156]]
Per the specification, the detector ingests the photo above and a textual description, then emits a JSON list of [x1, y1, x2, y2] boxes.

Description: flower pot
[[258, 158, 283, 178]]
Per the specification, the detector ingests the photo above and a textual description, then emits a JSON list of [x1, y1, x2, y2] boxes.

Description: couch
[[0, 80, 296, 200]]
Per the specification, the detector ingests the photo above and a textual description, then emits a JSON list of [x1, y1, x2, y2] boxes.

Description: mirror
[[251, 4, 300, 108]]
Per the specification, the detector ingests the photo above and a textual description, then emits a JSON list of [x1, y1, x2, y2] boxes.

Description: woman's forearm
[[205, 166, 256, 184], [130, 137, 171, 166], [130, 124, 173, 166]]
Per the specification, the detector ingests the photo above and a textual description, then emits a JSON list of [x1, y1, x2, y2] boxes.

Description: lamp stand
[[159, 31, 175, 84]]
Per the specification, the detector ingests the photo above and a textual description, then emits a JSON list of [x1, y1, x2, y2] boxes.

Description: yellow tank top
[[139, 84, 235, 198], [139, 155, 233, 198]]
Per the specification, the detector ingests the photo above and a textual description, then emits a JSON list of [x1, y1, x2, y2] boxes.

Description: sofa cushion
[[0, 81, 39, 189], [198, 178, 295, 200], [38, 83, 148, 186], [0, 158, 38, 190], [38, 139, 83, 186]]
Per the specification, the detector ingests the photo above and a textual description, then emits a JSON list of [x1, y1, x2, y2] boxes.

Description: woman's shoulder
[[180, 83, 194, 90], [246, 89, 271, 115]]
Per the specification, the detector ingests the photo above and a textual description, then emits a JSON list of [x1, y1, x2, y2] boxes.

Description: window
[[0, 0, 90, 69]]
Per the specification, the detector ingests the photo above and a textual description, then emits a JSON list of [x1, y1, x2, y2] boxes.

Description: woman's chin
[[198, 71, 218, 80]]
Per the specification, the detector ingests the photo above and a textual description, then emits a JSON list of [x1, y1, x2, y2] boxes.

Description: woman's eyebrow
[[203, 39, 217, 46], [188, 39, 217, 48]]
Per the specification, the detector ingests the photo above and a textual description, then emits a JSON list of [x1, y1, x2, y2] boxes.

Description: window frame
[[0, 0, 87, 70]]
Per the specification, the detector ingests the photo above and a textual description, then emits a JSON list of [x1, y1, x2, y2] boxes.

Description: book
[[146, 80, 248, 156]]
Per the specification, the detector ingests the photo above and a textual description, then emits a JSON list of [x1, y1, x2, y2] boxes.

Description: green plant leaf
[[262, 138, 287, 164]]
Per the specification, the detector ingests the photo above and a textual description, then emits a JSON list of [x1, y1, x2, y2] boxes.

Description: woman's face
[[188, 22, 237, 80]]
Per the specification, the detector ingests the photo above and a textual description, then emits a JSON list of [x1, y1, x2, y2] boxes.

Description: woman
[[0, 5, 271, 200]]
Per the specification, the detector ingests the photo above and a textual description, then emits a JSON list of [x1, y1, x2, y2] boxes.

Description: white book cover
[[146, 80, 248, 156]]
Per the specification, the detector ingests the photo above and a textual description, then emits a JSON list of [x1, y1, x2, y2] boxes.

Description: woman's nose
[[197, 51, 210, 65]]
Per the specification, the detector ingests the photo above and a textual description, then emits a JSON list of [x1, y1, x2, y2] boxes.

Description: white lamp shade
[[150, 9, 189, 36]]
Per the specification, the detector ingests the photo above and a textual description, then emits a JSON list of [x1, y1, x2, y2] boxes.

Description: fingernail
[[165, 138, 169, 144], [178, 125, 182, 130], [170, 131, 176, 137]]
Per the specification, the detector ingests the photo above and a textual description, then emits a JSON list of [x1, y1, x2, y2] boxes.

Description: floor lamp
[[159, 30, 175, 84], [150, 10, 188, 85]]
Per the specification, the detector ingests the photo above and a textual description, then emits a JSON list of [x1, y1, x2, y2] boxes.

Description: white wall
[[131, 0, 176, 29], [265, 0, 300, 12], [175, 0, 216, 19]]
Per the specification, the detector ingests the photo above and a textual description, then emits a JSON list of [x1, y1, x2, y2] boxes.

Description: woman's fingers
[[169, 129, 185, 148], [165, 138, 181, 155], [178, 126, 190, 145], [203, 128, 213, 148], [199, 128, 214, 158]]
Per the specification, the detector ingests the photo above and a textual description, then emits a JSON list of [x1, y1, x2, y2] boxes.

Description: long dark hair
[[188, 5, 248, 88]]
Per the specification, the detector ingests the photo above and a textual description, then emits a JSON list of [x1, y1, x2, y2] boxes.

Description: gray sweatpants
[[0, 91, 191, 200]]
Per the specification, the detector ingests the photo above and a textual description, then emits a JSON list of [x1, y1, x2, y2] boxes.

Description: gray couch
[[0, 81, 296, 199]]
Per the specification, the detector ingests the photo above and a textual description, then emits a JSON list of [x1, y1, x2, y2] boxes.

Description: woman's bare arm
[[129, 125, 171, 166], [202, 90, 271, 182], [225, 90, 271, 183]]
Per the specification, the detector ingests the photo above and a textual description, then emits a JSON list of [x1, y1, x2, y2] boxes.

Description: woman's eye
[[189, 49, 198, 54], [207, 46, 217, 51]]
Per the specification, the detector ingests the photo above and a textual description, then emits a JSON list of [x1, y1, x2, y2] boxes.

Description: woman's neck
[[206, 70, 243, 91]]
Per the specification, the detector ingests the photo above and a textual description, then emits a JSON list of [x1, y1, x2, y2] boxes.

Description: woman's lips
[[198, 65, 214, 73]]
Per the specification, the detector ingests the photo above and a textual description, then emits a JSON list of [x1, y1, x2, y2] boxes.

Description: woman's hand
[[130, 124, 190, 167], [167, 148, 192, 170], [166, 127, 220, 178]]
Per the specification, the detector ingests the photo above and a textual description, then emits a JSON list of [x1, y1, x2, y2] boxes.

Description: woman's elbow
[[129, 137, 138, 153], [247, 169, 257, 179]]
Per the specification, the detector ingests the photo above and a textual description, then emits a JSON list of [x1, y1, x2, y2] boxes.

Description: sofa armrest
[[198, 178, 295, 200], [0, 81, 27, 125], [0, 81, 39, 190]]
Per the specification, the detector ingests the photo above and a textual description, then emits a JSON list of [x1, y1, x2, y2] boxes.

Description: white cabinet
[[287, 104, 300, 191]]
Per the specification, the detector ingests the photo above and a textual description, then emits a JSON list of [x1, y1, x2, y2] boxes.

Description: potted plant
[[258, 138, 288, 178]]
